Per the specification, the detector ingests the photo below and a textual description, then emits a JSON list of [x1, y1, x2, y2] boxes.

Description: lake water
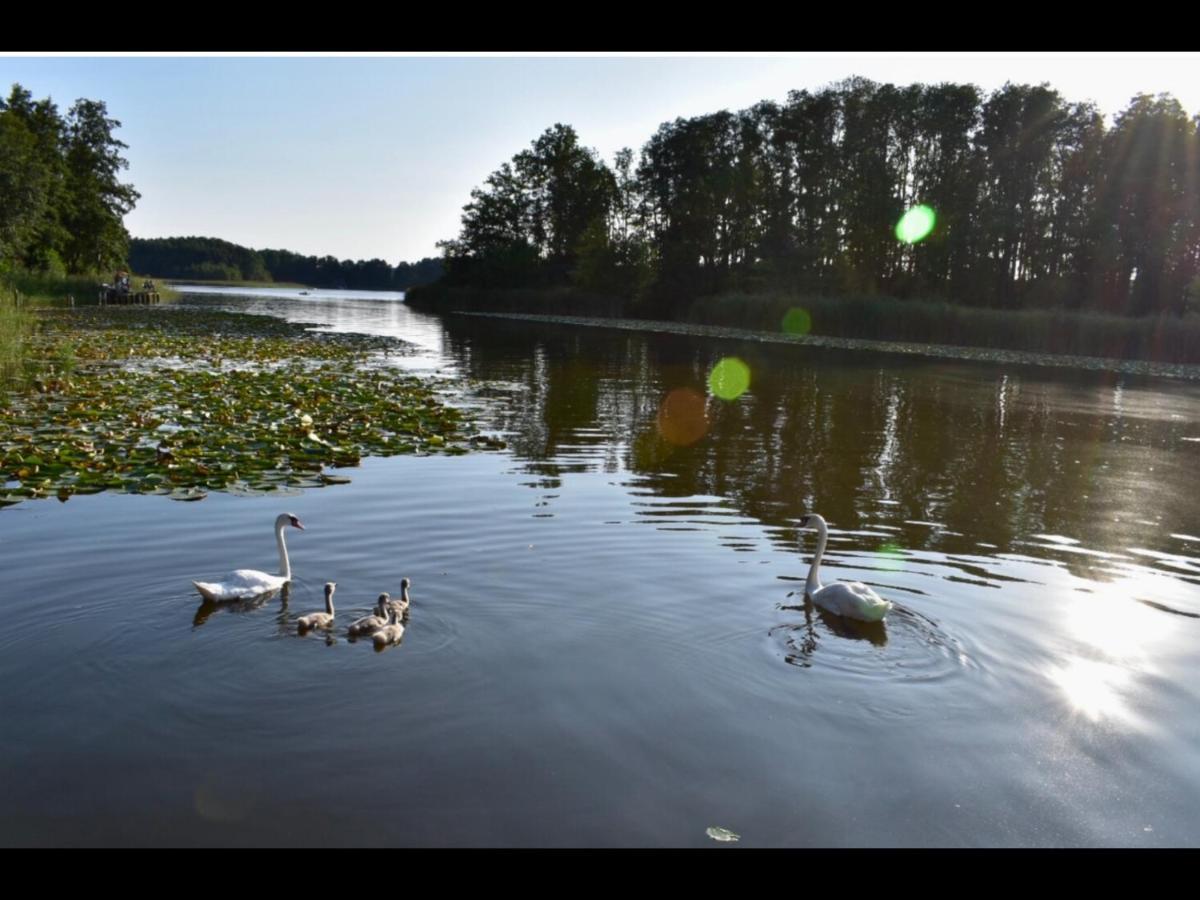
[[2, 286, 1198, 846]]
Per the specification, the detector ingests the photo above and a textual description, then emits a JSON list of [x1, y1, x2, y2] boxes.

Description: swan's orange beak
[[293, 519, 305, 530]]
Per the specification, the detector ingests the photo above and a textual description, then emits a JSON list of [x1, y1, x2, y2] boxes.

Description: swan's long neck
[[325, 591, 335, 615], [805, 519, 828, 596], [276, 522, 291, 581]]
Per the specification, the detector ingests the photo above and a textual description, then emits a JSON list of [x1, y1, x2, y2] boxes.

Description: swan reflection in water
[[774, 596, 889, 667], [192, 581, 291, 628]]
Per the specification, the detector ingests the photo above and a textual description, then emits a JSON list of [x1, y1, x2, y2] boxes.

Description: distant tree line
[[439, 78, 1200, 318], [129, 236, 443, 290], [0, 84, 139, 276]]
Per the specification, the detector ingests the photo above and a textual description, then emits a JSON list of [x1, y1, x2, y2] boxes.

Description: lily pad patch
[[1, 307, 497, 504]]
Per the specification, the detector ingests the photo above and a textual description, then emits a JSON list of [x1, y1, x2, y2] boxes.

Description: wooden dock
[[98, 290, 160, 305]]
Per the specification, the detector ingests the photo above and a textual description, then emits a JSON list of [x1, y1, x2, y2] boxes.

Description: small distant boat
[[299, 290, 310, 296]]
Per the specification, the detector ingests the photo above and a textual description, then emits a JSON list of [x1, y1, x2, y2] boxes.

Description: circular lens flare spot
[[708, 357, 751, 401], [657, 387, 709, 446], [781, 307, 812, 336], [895, 205, 937, 244], [878, 541, 906, 571]]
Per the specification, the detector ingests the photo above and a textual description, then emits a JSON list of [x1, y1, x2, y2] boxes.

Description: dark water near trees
[[2, 287, 1198, 846]]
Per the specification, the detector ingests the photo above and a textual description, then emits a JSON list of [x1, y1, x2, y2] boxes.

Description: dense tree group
[[440, 79, 1200, 318], [437, 124, 617, 289], [0, 84, 139, 276], [128, 236, 443, 290]]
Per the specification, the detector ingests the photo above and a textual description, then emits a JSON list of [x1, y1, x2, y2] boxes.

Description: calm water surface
[[2, 286, 1198, 846]]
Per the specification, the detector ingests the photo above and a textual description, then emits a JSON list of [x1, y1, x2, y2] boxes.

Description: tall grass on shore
[[404, 284, 1200, 364], [1, 293, 35, 381], [3, 271, 180, 306], [2, 267, 182, 385], [405, 284, 625, 318], [5, 272, 98, 306]]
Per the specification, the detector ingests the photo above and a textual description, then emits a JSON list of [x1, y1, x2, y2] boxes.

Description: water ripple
[[769, 599, 979, 684]]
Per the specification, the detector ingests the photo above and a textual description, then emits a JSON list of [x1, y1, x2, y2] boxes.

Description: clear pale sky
[[3, 53, 1197, 265]]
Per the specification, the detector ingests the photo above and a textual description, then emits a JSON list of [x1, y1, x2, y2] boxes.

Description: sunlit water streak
[[1, 288, 1198, 846]]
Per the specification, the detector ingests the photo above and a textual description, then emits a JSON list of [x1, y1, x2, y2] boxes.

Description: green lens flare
[[708, 357, 751, 401], [781, 307, 812, 336], [895, 205, 936, 244], [878, 541, 905, 571]]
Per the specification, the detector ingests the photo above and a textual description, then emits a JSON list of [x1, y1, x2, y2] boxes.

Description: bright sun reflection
[[1048, 657, 1134, 722], [1049, 577, 1174, 725], [1062, 582, 1173, 661]]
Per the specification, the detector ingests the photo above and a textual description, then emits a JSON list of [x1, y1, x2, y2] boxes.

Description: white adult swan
[[799, 513, 893, 622], [192, 513, 305, 601], [299, 582, 337, 632], [348, 594, 391, 637]]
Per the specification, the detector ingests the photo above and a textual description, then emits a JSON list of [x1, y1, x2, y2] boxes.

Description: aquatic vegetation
[[0, 297, 35, 381], [0, 307, 505, 506]]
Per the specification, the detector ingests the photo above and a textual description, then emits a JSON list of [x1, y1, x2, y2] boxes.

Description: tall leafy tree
[[513, 123, 615, 272], [0, 107, 50, 268], [439, 162, 540, 287], [1094, 94, 1200, 314], [59, 98, 139, 273], [778, 88, 841, 288], [442, 124, 615, 289], [973, 84, 1069, 306], [0, 85, 68, 272], [834, 78, 906, 293]]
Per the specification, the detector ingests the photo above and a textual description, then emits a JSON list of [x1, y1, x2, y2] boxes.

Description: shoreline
[[451, 311, 1200, 382]]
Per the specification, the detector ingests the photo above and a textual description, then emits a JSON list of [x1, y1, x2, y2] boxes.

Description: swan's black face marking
[[289, 514, 304, 530]]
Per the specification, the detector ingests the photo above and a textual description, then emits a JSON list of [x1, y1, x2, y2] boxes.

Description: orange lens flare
[[657, 387, 709, 447]]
